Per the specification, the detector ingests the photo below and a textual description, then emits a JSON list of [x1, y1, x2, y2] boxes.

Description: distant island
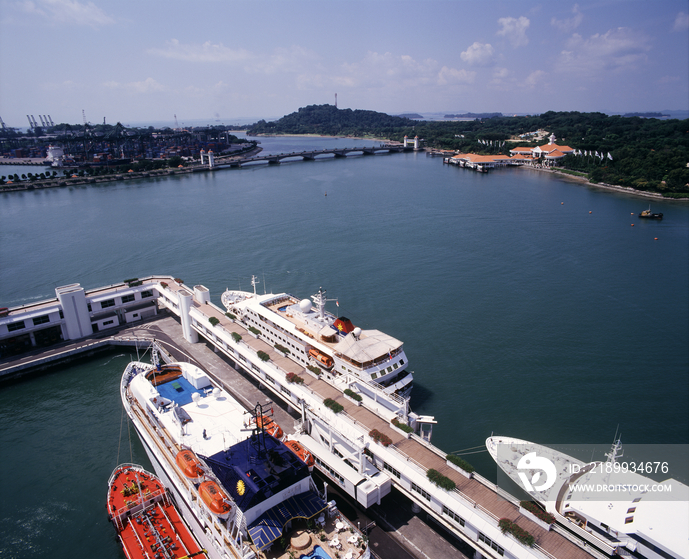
[[397, 113, 424, 120], [444, 112, 503, 119], [622, 112, 670, 118]]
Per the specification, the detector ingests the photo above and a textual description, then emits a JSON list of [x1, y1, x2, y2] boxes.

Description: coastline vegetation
[[2, 105, 686, 197], [247, 105, 689, 197]]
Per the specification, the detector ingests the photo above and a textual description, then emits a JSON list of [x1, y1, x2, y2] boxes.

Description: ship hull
[[127, 404, 226, 559]]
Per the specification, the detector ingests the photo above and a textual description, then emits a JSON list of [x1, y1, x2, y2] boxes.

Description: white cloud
[[336, 52, 440, 89], [438, 66, 476, 85], [460, 42, 495, 66], [524, 70, 546, 87], [551, 4, 583, 33], [104, 78, 167, 94], [148, 40, 254, 64], [148, 41, 320, 76], [19, 0, 114, 26], [558, 27, 650, 74], [497, 16, 530, 47], [673, 11, 689, 31]]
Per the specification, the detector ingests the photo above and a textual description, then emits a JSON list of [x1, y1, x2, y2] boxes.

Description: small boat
[[638, 206, 663, 219], [308, 348, 334, 369], [176, 449, 205, 482], [255, 415, 283, 439], [107, 463, 207, 559], [284, 439, 315, 469], [198, 480, 233, 519]]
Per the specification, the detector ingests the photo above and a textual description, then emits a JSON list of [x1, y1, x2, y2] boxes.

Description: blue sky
[[1, 0, 688, 127]]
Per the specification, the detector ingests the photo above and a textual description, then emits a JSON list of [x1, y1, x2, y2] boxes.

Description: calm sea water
[[1, 135, 688, 557]]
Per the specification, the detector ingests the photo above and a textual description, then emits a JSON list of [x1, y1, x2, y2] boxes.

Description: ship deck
[[155, 284, 596, 559]]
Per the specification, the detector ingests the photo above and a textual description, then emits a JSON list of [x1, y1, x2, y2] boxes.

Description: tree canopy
[[247, 106, 689, 196]]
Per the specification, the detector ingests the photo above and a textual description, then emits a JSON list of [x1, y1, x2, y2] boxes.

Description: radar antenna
[[311, 287, 338, 321]]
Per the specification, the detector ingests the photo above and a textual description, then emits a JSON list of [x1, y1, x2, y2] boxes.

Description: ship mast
[[311, 287, 337, 321], [251, 275, 260, 298], [605, 435, 623, 463]]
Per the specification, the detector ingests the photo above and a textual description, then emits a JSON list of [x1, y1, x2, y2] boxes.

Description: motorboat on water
[[222, 277, 413, 399], [107, 463, 207, 559], [638, 206, 663, 219]]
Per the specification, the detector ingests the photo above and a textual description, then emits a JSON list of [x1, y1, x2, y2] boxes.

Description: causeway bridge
[[216, 144, 413, 168]]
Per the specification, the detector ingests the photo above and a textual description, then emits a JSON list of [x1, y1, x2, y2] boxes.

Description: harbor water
[[1, 135, 688, 558]]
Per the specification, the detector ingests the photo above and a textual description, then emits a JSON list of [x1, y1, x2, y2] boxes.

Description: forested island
[[247, 105, 689, 197]]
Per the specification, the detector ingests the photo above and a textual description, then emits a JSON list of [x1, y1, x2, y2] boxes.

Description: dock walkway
[[166, 286, 596, 559]]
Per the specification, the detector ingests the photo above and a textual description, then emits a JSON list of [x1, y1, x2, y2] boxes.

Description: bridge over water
[[216, 144, 413, 168]]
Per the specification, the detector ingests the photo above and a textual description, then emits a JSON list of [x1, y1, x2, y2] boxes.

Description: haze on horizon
[[1, 0, 688, 128]]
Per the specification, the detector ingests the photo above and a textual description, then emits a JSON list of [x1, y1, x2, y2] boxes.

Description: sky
[[1, 0, 688, 128]]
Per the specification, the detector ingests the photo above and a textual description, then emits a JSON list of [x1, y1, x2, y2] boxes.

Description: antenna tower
[[82, 110, 87, 125], [335, 93, 337, 108], [174, 114, 179, 129]]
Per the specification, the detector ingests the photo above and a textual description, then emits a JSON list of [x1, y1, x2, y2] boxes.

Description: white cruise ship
[[121, 350, 370, 559], [222, 278, 413, 399], [486, 436, 688, 559]]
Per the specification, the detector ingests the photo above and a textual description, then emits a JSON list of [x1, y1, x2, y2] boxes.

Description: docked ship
[[121, 350, 365, 559], [222, 278, 413, 399], [107, 463, 207, 559], [486, 436, 688, 559]]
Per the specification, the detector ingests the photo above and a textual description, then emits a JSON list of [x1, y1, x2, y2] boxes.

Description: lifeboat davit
[[284, 440, 315, 469], [256, 415, 283, 439], [198, 480, 232, 519], [176, 449, 204, 482], [309, 348, 334, 369]]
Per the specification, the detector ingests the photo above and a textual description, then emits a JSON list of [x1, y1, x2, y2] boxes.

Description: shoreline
[[2, 149, 685, 201], [518, 165, 687, 201]]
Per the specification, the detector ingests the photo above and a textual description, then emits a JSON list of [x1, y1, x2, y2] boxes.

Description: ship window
[[625, 517, 634, 524], [101, 299, 115, 308], [387, 367, 392, 373], [411, 482, 431, 502], [400, 359, 404, 365], [33, 315, 50, 325], [633, 497, 642, 503], [442, 506, 465, 527], [142, 290, 153, 298], [627, 507, 636, 514], [383, 462, 400, 479], [393, 362, 398, 369], [371, 373, 378, 380], [121, 294, 135, 303], [7, 321, 25, 331]]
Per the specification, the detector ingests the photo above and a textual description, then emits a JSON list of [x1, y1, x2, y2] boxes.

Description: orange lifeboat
[[284, 440, 315, 469], [198, 480, 232, 518], [309, 348, 333, 369], [176, 449, 204, 481], [256, 415, 283, 439]]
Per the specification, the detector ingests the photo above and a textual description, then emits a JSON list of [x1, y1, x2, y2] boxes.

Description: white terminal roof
[[334, 330, 402, 362]]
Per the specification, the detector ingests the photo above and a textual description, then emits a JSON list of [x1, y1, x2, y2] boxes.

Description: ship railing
[[112, 488, 166, 525]]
